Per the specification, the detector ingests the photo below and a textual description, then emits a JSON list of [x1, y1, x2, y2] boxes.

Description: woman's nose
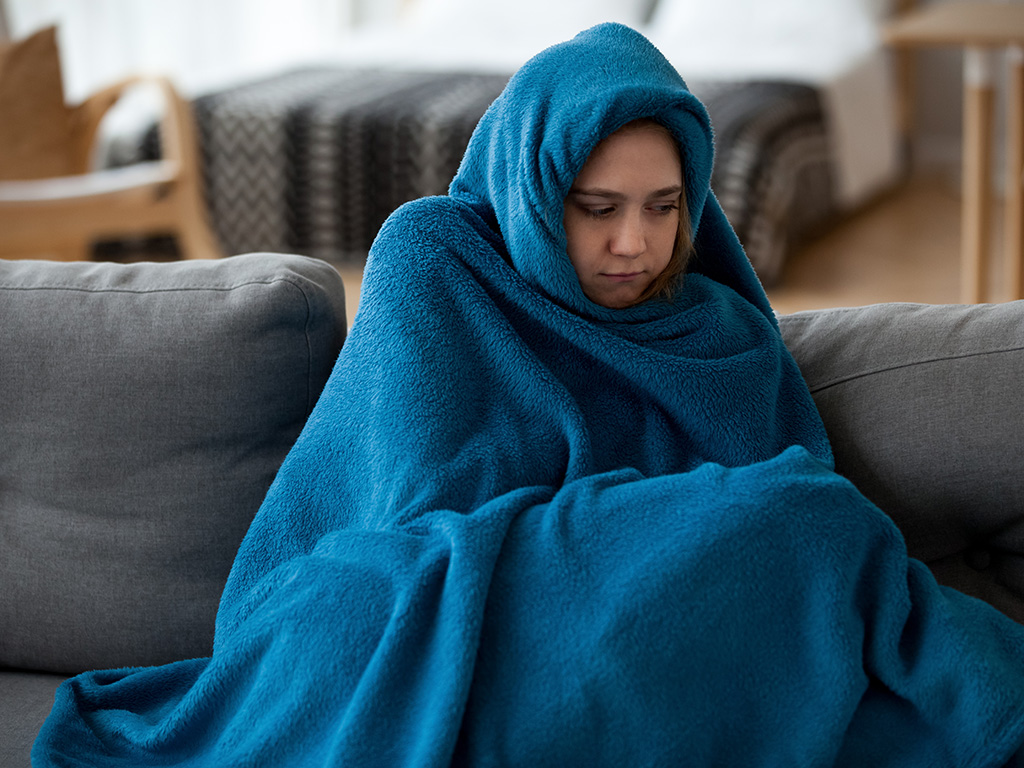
[[609, 214, 645, 257]]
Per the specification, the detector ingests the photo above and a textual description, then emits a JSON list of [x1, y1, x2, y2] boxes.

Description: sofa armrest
[[779, 301, 1024, 622]]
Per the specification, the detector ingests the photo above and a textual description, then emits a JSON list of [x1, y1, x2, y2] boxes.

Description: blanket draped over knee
[[36, 23, 1024, 767]]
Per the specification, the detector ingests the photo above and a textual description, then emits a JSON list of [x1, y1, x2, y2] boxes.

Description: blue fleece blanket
[[36, 24, 1024, 767]]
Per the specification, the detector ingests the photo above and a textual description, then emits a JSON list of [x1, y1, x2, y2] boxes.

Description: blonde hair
[[616, 119, 694, 306]]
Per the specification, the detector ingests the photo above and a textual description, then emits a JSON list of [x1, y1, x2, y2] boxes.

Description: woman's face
[[563, 124, 682, 309]]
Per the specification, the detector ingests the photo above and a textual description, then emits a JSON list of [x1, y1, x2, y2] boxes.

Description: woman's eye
[[649, 203, 679, 215], [584, 206, 615, 219]]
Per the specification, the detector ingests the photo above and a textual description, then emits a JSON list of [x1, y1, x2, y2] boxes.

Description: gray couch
[[3, 253, 1023, 766]]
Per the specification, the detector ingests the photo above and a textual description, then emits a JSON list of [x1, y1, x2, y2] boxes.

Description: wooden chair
[[0, 26, 222, 261]]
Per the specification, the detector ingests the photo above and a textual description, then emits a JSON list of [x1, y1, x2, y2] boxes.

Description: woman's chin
[[586, 288, 641, 310]]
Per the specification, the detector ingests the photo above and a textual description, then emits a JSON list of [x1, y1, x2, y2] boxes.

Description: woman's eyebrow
[[650, 185, 683, 198], [568, 187, 624, 200], [569, 185, 682, 199]]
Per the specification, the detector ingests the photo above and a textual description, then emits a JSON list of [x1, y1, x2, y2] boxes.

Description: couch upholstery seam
[[807, 346, 1024, 393], [777, 303, 930, 322], [280, 278, 316, 414], [0, 279, 295, 295]]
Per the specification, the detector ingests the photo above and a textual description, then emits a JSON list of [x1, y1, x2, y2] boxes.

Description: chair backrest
[[0, 26, 76, 180]]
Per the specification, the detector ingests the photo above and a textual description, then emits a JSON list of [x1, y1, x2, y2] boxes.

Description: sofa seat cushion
[[0, 253, 346, 675], [779, 301, 1024, 622], [0, 670, 67, 767]]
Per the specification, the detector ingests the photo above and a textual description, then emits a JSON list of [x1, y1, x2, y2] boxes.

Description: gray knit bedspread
[[144, 68, 834, 285]]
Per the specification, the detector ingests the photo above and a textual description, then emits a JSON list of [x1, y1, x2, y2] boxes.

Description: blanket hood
[[450, 22, 770, 323]]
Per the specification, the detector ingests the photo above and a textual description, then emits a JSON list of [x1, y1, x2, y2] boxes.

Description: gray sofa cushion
[[0, 253, 346, 675], [0, 671, 66, 767], [779, 301, 1024, 622]]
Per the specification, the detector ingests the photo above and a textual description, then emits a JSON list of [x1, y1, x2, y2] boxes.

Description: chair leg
[[177, 221, 222, 260], [175, 194, 223, 260], [0, 241, 90, 261], [58, 242, 92, 261]]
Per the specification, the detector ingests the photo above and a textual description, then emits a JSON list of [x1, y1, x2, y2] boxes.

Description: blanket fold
[[35, 23, 1024, 767]]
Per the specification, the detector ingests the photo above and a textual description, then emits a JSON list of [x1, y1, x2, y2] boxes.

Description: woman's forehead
[[572, 127, 682, 191]]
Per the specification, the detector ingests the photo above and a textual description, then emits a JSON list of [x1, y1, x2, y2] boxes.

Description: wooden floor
[[767, 172, 971, 315], [335, 173, 1006, 322]]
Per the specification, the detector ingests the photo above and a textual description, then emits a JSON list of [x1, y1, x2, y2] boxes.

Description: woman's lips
[[602, 271, 643, 282]]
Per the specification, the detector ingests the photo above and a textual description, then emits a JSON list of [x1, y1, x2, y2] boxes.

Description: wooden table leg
[[962, 47, 996, 304], [1006, 46, 1024, 301]]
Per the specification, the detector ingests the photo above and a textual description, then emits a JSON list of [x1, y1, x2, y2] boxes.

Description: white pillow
[[647, 0, 879, 81], [404, 0, 651, 43], [649, 0, 890, 30]]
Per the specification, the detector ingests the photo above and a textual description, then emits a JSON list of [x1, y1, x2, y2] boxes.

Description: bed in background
[[130, 0, 904, 286]]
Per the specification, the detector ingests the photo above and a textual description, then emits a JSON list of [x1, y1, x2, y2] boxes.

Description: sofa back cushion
[[0, 253, 346, 675], [779, 301, 1024, 623]]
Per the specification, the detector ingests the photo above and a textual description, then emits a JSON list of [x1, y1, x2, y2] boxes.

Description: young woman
[[35, 23, 1024, 767]]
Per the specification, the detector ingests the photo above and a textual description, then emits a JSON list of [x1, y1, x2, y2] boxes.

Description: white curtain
[[4, 0, 358, 101]]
